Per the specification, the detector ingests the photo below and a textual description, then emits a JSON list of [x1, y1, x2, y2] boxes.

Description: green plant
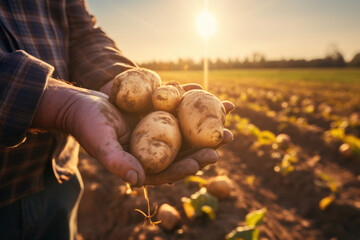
[[273, 149, 298, 176], [314, 171, 339, 210], [181, 187, 218, 220], [226, 208, 267, 240]]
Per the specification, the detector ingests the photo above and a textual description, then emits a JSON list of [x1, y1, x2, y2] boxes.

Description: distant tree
[[349, 53, 360, 67], [325, 44, 346, 67], [328, 51, 346, 67]]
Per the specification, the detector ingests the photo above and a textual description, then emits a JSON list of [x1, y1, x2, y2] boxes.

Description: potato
[[275, 133, 291, 150], [178, 90, 225, 148], [339, 143, 353, 158], [130, 111, 182, 174], [110, 68, 161, 112], [152, 85, 181, 113], [205, 176, 232, 200], [157, 203, 181, 231], [165, 81, 185, 96]]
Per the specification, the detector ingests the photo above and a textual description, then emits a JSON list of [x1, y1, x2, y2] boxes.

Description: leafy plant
[[181, 188, 218, 220], [325, 126, 360, 158], [315, 171, 338, 193], [319, 194, 336, 210], [273, 149, 298, 176], [226, 208, 267, 240], [184, 175, 207, 187], [343, 135, 360, 158], [314, 172, 339, 210]]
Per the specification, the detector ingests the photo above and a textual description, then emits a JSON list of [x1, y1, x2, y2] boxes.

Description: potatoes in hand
[[110, 68, 161, 112], [130, 111, 182, 174], [178, 90, 226, 148]]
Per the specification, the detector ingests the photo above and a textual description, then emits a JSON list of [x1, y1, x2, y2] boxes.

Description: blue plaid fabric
[[0, 0, 137, 206]]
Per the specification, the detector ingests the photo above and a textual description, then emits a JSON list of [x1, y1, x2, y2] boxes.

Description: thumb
[[96, 143, 145, 187]]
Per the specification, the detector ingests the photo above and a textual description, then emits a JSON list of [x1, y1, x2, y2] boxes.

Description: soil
[[77, 123, 360, 240]]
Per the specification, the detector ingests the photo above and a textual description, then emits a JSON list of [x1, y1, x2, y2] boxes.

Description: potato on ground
[[205, 176, 233, 200], [157, 203, 181, 231], [276, 133, 291, 150], [178, 90, 226, 148], [339, 143, 353, 158], [130, 111, 182, 174], [152, 85, 181, 113], [110, 68, 161, 112]]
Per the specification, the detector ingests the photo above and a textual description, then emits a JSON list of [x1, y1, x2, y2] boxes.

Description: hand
[[144, 83, 235, 185], [100, 79, 235, 186], [32, 78, 145, 186]]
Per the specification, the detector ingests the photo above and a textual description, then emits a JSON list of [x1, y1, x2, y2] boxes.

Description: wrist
[[31, 78, 89, 133]]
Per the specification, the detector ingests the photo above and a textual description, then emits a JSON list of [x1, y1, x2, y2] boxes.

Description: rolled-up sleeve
[[0, 50, 54, 147], [67, 0, 137, 90]]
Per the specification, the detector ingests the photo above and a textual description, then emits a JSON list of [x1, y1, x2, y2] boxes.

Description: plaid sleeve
[[0, 50, 54, 147], [66, 0, 137, 90]]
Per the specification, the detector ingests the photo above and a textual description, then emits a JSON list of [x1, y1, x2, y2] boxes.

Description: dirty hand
[[144, 83, 235, 185], [100, 81, 235, 185], [32, 78, 145, 186]]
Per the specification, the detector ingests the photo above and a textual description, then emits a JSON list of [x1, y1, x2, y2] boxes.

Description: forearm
[[67, 0, 137, 90], [0, 50, 53, 147]]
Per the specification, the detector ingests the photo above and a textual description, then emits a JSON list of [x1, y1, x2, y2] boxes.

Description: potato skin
[[130, 111, 182, 174], [205, 176, 232, 200], [165, 81, 185, 96], [152, 85, 181, 112], [110, 68, 161, 112], [178, 90, 225, 148], [157, 203, 181, 231]]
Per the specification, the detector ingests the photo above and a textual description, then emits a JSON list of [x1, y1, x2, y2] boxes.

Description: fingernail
[[126, 170, 139, 186]]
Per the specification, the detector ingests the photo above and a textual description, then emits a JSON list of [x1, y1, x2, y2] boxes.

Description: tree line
[[140, 52, 360, 71]]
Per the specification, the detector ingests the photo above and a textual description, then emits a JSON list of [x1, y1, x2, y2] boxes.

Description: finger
[[144, 158, 200, 185], [181, 83, 203, 92], [144, 148, 218, 185], [91, 124, 145, 187], [222, 101, 235, 114], [222, 128, 233, 144], [186, 148, 218, 169], [97, 145, 145, 187], [215, 129, 233, 149]]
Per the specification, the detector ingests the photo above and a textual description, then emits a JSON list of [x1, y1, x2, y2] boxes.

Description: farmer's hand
[[144, 83, 235, 185], [100, 80, 235, 185], [32, 78, 145, 186]]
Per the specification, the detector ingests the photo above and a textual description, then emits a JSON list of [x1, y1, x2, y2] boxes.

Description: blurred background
[[78, 1, 360, 240], [86, 0, 360, 67]]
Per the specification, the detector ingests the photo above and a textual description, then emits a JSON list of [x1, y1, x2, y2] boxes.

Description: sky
[[86, 0, 360, 63]]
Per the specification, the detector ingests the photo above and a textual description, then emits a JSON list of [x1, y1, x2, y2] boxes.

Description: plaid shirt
[[0, 0, 137, 206]]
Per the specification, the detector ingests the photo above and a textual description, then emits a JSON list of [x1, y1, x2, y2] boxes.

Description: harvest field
[[77, 68, 360, 240]]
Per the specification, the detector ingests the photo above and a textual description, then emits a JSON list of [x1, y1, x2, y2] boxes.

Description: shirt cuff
[[0, 50, 54, 147]]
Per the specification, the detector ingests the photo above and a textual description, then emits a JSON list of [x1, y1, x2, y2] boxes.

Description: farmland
[[77, 68, 360, 240]]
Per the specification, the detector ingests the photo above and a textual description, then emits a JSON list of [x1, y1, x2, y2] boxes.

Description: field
[[77, 68, 360, 240]]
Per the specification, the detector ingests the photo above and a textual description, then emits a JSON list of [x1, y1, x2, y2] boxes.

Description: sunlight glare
[[196, 11, 216, 39]]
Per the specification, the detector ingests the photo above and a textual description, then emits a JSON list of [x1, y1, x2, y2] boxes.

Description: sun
[[196, 11, 216, 39]]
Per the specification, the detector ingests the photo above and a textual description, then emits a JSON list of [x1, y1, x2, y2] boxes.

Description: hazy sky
[[86, 0, 360, 63]]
